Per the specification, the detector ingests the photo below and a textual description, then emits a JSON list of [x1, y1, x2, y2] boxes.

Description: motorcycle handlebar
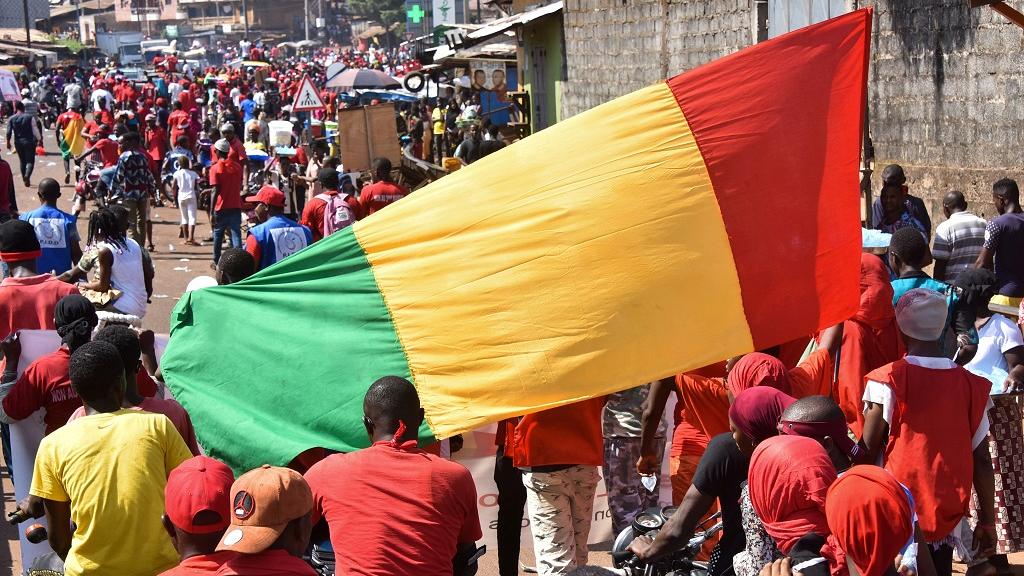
[[612, 550, 636, 564]]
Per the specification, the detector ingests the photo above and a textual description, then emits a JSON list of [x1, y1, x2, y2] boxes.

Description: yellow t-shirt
[[30, 409, 192, 576], [432, 107, 445, 135]]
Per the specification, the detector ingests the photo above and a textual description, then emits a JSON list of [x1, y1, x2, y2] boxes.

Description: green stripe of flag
[[161, 226, 427, 474]]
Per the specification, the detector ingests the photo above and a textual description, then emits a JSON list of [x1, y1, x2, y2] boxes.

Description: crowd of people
[[0, 29, 1021, 576]]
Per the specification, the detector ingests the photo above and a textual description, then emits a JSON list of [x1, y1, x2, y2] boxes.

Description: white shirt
[[172, 168, 199, 201], [964, 314, 1024, 393], [90, 88, 111, 112], [63, 83, 82, 108], [102, 238, 148, 318], [863, 355, 992, 451]]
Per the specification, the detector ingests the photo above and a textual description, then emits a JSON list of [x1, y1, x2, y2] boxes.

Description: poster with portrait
[[469, 60, 508, 99]]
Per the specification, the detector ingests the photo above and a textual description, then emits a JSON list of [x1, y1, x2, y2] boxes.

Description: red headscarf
[[728, 387, 795, 445], [836, 253, 903, 436], [825, 466, 912, 576], [749, 436, 836, 553], [727, 353, 791, 398]]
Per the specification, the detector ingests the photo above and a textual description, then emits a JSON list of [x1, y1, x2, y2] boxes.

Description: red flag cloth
[[837, 254, 903, 436]]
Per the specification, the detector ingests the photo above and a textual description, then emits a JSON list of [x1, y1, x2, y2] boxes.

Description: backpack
[[316, 192, 357, 237]]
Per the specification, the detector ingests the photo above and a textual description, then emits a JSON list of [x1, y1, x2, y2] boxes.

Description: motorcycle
[[38, 102, 58, 131], [74, 159, 109, 210], [611, 507, 723, 576]]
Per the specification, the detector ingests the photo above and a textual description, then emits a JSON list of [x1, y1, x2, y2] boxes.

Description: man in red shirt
[[510, 397, 607, 575], [215, 465, 316, 576], [75, 128, 119, 168], [0, 294, 98, 434], [55, 105, 83, 184], [299, 168, 361, 243], [168, 101, 191, 149], [359, 157, 409, 216], [145, 115, 168, 187], [0, 220, 78, 475], [209, 139, 243, 265], [304, 376, 482, 576], [160, 456, 238, 576], [220, 124, 247, 167]]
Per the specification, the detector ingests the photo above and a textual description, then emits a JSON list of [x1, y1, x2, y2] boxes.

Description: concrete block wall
[[561, 0, 753, 119], [863, 0, 1024, 221], [561, 0, 1024, 223]]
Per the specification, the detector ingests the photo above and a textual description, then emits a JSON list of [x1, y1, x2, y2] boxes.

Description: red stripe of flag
[[666, 9, 871, 349]]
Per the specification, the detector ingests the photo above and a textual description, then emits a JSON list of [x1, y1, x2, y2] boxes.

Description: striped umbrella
[[325, 68, 401, 91]]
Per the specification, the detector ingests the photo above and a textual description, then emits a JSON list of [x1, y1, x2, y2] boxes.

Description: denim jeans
[[14, 140, 35, 182], [213, 208, 242, 264]]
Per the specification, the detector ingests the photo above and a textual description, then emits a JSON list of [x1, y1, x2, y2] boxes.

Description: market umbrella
[[325, 68, 400, 91]]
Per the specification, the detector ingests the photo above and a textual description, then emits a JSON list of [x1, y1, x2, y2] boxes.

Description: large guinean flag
[[163, 10, 870, 472]]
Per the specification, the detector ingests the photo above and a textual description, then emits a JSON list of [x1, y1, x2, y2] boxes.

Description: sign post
[[291, 75, 326, 113]]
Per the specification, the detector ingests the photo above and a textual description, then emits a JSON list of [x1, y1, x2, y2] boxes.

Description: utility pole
[[22, 0, 31, 50], [76, 0, 84, 46], [304, 0, 309, 40], [241, 0, 249, 37]]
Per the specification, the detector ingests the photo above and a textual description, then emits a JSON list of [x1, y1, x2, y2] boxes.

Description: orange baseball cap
[[215, 465, 313, 554]]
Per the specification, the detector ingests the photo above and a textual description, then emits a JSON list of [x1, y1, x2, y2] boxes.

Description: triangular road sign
[[292, 75, 325, 112]]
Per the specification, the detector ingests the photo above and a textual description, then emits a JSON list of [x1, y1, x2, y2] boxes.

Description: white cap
[[895, 288, 948, 341], [185, 275, 218, 292], [213, 138, 231, 154], [220, 122, 235, 133]]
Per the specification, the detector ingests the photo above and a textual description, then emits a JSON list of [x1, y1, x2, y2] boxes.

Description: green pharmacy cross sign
[[407, 4, 425, 23]]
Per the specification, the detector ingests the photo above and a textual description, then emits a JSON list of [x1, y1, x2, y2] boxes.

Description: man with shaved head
[[932, 190, 986, 283], [778, 395, 860, 472], [304, 376, 482, 576]]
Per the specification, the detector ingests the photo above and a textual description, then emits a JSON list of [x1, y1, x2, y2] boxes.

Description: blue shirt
[[240, 99, 256, 123], [249, 215, 312, 270], [20, 205, 79, 275]]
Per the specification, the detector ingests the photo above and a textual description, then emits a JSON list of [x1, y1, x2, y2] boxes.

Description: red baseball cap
[[250, 185, 285, 208], [165, 456, 235, 535]]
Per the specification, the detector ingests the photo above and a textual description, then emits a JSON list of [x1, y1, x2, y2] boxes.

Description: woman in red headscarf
[[836, 253, 903, 436], [825, 466, 913, 576], [728, 387, 796, 454], [749, 436, 836, 554], [736, 436, 840, 576]]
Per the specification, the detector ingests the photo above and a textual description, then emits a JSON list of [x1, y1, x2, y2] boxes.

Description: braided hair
[[89, 208, 128, 251]]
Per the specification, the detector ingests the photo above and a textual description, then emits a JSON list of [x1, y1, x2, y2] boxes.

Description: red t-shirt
[[93, 139, 120, 168], [305, 442, 482, 576], [299, 191, 362, 243], [56, 111, 80, 131], [227, 137, 247, 167], [0, 275, 79, 343], [209, 160, 243, 211], [158, 551, 237, 575], [146, 127, 168, 163], [214, 549, 316, 576], [2, 347, 78, 435], [359, 181, 409, 216]]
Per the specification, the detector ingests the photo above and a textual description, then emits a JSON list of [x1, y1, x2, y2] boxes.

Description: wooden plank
[[990, 1, 1024, 29]]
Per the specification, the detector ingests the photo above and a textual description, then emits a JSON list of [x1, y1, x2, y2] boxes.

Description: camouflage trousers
[[522, 465, 601, 575], [604, 436, 665, 534]]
